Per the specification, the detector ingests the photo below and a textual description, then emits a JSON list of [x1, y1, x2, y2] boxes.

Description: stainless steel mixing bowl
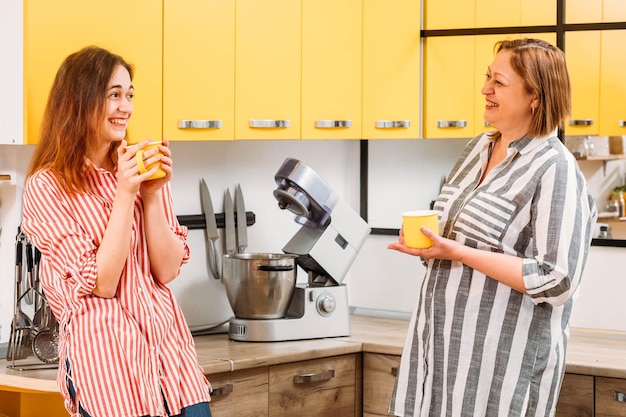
[[222, 253, 298, 319]]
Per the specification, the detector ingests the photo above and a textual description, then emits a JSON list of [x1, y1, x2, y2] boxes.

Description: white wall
[[2, 139, 626, 344]]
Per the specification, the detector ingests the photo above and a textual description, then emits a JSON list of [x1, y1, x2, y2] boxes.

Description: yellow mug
[[127, 141, 166, 180], [402, 210, 439, 249]]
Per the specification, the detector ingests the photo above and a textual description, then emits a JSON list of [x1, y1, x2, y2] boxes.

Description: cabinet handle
[[315, 120, 352, 128], [437, 120, 467, 128], [375, 120, 410, 129], [391, 367, 398, 377], [615, 391, 626, 402], [178, 120, 222, 129], [249, 120, 290, 128], [568, 119, 593, 126], [619, 120, 626, 127], [293, 369, 335, 384], [210, 383, 234, 397]]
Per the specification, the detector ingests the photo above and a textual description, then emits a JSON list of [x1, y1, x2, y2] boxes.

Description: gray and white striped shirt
[[390, 132, 597, 417]]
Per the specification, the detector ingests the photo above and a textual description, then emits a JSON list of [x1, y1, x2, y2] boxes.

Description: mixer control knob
[[316, 292, 336, 317]]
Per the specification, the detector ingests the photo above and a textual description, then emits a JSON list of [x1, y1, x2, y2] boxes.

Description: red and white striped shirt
[[22, 166, 211, 417]]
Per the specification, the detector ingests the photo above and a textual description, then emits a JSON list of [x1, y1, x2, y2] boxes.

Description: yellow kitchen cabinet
[[163, 0, 235, 141], [301, 0, 362, 140], [268, 354, 359, 417], [207, 367, 269, 416], [555, 373, 594, 417], [362, 0, 421, 140], [567, 0, 626, 23], [424, 0, 555, 30], [235, 0, 301, 140], [0, 390, 66, 417], [599, 30, 626, 136], [565, 31, 601, 136], [24, 0, 162, 145], [423, 36, 476, 139], [363, 353, 400, 417]]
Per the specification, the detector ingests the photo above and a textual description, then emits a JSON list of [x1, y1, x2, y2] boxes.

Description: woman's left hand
[[387, 226, 465, 262]]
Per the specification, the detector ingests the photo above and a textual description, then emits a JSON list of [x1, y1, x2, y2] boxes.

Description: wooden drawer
[[208, 367, 269, 417], [596, 376, 626, 417], [555, 373, 594, 417], [363, 353, 400, 417], [269, 354, 357, 417]]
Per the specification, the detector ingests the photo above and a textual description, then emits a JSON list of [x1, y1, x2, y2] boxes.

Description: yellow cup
[[126, 141, 166, 180], [402, 210, 439, 249]]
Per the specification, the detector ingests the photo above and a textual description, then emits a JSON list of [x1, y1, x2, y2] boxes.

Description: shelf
[[575, 154, 626, 175]]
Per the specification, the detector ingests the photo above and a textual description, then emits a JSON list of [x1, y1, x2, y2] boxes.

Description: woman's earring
[[531, 106, 535, 114]]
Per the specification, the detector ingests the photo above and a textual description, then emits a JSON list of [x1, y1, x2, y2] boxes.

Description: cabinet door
[[565, 31, 601, 136], [599, 30, 626, 136], [163, 0, 235, 141], [424, 0, 474, 30], [566, 0, 602, 24], [0, 1, 23, 145], [208, 367, 269, 417], [555, 373, 594, 417], [269, 354, 356, 417], [235, 0, 301, 140], [301, 0, 362, 140], [24, 0, 162, 144], [603, 0, 626, 22], [362, 0, 420, 139], [596, 377, 626, 417], [363, 353, 400, 417], [423, 36, 475, 139]]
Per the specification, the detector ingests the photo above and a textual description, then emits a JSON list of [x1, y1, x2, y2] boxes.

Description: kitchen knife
[[224, 189, 237, 255], [200, 178, 221, 279], [235, 184, 248, 253]]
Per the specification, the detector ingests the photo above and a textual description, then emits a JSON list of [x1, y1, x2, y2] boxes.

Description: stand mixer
[[228, 158, 371, 342]]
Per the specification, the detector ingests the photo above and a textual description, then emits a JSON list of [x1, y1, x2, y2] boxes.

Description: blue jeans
[[67, 361, 212, 417]]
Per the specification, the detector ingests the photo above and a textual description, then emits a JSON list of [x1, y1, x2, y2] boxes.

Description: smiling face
[[482, 50, 537, 140], [102, 64, 134, 144]]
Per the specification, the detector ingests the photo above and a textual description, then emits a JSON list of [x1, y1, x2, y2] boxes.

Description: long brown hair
[[27, 46, 134, 193], [490, 38, 571, 141]]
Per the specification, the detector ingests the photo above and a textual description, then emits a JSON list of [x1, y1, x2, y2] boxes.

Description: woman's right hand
[[116, 139, 152, 193]]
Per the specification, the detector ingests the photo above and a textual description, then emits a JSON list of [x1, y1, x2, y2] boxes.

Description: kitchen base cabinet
[[596, 377, 626, 417], [207, 366, 269, 417], [0, 390, 66, 417], [269, 354, 360, 417], [363, 353, 400, 417], [555, 373, 594, 417]]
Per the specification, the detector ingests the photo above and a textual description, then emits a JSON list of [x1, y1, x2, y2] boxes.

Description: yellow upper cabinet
[[567, 0, 626, 23], [425, 0, 555, 30], [362, 0, 420, 139], [235, 0, 301, 140], [301, 0, 362, 140], [565, 31, 601, 136], [599, 30, 626, 136], [423, 36, 475, 139], [163, 0, 235, 141], [24, 0, 162, 144]]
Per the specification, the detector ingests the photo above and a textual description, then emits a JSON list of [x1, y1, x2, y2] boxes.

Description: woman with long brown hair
[[22, 46, 212, 417]]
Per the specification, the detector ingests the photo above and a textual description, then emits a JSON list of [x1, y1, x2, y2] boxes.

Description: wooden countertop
[[2, 315, 625, 394]]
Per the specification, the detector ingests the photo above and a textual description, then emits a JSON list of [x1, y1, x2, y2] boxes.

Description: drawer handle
[[210, 383, 234, 397], [615, 391, 626, 402], [375, 120, 410, 129], [293, 369, 335, 384], [619, 120, 626, 127], [315, 120, 352, 128], [437, 120, 467, 128], [391, 367, 398, 377], [178, 120, 223, 129], [568, 119, 593, 126], [249, 119, 290, 128]]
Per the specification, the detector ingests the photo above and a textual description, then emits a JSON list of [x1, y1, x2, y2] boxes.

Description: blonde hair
[[490, 38, 571, 141]]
